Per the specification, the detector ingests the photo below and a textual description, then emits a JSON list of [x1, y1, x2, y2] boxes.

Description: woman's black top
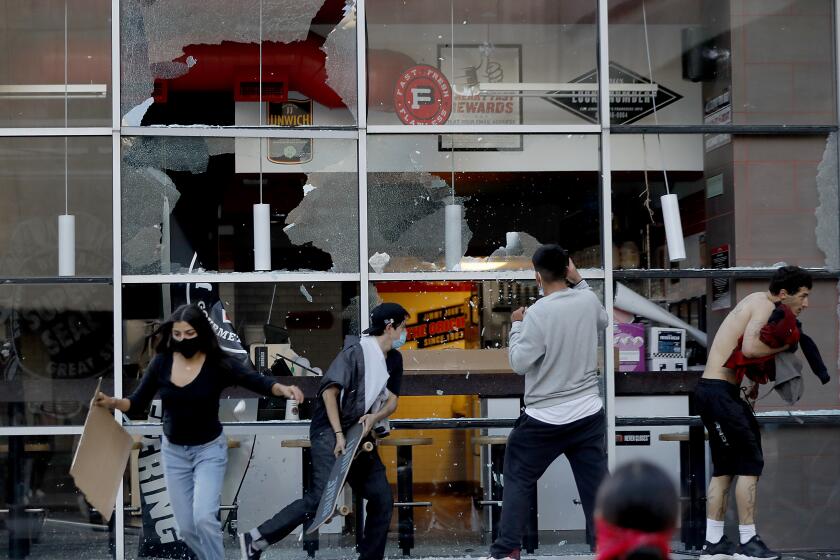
[[127, 353, 275, 445]]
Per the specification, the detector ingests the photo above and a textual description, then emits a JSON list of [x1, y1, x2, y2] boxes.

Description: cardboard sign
[[70, 380, 133, 523]]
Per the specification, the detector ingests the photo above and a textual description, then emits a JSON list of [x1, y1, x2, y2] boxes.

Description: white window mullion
[[598, 0, 616, 471], [367, 124, 600, 135], [122, 272, 361, 284], [356, 0, 368, 130], [111, 0, 125, 551], [119, 126, 358, 139], [369, 270, 605, 282], [0, 127, 112, 137], [358, 132, 370, 331]]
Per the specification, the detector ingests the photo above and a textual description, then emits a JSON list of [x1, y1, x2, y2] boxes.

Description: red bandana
[[596, 517, 673, 560]]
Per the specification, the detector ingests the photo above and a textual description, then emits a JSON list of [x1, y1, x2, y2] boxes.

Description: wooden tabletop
[[377, 437, 433, 446], [473, 435, 509, 445]]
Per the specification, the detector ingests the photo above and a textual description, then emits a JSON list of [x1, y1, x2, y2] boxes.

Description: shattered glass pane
[[285, 172, 359, 273], [367, 134, 601, 272], [120, 0, 356, 126], [816, 132, 839, 269], [140, 0, 323, 64], [322, 1, 358, 122], [121, 136, 358, 274]]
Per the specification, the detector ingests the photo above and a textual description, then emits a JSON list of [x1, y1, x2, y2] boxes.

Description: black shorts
[[693, 378, 764, 477]]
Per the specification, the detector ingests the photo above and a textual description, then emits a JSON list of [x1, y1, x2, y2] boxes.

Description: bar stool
[[282, 438, 319, 557], [659, 431, 708, 550], [473, 435, 538, 554], [377, 437, 433, 556]]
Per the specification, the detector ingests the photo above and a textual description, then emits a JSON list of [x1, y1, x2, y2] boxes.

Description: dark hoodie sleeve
[[798, 330, 830, 384]]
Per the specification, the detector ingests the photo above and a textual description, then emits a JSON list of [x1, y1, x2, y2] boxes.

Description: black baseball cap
[[362, 303, 410, 335]]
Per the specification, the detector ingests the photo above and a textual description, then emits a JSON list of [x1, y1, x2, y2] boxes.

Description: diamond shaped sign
[[543, 62, 682, 125]]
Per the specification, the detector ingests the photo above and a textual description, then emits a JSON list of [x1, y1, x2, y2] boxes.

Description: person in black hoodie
[[239, 303, 409, 560]]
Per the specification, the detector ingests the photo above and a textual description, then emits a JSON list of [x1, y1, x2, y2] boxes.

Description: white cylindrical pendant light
[[660, 193, 686, 262], [253, 203, 271, 271], [58, 214, 75, 276], [445, 204, 462, 271]]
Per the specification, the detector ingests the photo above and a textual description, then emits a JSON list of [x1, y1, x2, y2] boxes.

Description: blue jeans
[[161, 433, 227, 560]]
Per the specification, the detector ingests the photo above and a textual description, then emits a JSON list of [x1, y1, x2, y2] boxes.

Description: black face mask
[[171, 337, 202, 358]]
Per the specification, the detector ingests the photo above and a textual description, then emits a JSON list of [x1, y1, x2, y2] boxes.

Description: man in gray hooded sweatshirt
[[486, 244, 609, 560]]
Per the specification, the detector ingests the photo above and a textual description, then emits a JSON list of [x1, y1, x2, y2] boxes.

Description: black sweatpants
[[489, 409, 608, 558], [256, 428, 393, 560]]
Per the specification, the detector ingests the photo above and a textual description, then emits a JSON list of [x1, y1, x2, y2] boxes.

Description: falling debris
[[299, 284, 313, 303], [368, 171, 472, 268], [285, 172, 358, 272], [815, 132, 839, 269], [368, 252, 391, 273]]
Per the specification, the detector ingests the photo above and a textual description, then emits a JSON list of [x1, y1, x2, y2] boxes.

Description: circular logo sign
[[393, 65, 453, 125]]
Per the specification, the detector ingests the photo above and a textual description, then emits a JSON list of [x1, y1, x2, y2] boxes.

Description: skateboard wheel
[[361, 441, 374, 452], [338, 505, 351, 516]]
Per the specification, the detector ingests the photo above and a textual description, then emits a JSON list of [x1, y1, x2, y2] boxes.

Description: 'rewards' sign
[[406, 303, 469, 349], [393, 65, 453, 125], [438, 44, 523, 150], [544, 62, 682, 125]]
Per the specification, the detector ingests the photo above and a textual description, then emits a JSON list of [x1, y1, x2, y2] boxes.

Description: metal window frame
[[119, 126, 359, 138], [122, 272, 361, 284], [597, 0, 617, 470], [369, 270, 606, 282], [367, 124, 602, 134], [0, 127, 113, 137]]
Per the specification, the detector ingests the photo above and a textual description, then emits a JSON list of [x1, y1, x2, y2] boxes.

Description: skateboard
[[306, 422, 374, 534]]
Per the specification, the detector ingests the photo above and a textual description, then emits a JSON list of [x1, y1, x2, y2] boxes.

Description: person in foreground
[[696, 266, 813, 560], [239, 303, 409, 560], [485, 244, 609, 560], [595, 460, 678, 560], [95, 304, 304, 560]]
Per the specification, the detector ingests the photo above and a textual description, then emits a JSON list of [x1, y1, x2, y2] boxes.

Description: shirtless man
[[696, 266, 811, 560]]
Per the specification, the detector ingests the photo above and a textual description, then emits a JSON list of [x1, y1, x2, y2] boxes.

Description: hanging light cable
[[58, 0, 75, 276], [253, 0, 271, 271], [444, 0, 462, 271], [642, 0, 685, 261]]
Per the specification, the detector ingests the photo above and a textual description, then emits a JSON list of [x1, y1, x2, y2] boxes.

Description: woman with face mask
[[95, 304, 304, 560]]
